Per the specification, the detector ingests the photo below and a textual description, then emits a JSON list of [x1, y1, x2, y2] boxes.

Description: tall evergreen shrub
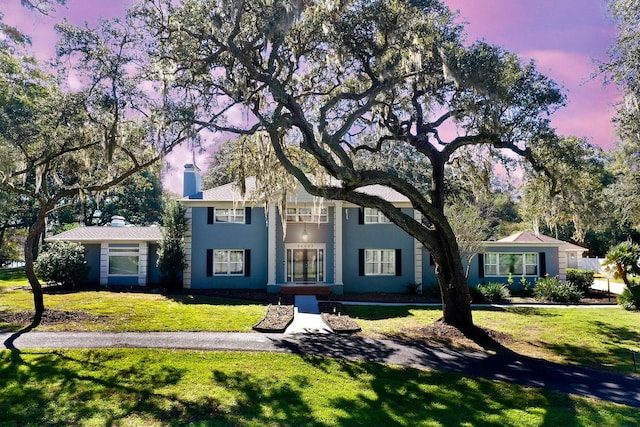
[[157, 200, 189, 289]]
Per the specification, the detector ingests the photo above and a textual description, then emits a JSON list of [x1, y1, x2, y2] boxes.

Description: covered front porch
[[266, 202, 345, 295]]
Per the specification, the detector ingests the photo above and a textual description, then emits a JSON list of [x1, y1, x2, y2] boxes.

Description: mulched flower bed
[[318, 302, 361, 333], [252, 303, 295, 333], [1, 309, 104, 327]]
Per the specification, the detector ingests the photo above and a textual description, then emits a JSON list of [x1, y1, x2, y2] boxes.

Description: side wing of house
[[45, 226, 163, 287], [467, 244, 559, 288]]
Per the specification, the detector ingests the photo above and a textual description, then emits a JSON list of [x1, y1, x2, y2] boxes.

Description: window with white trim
[[285, 207, 328, 223], [108, 244, 139, 275], [365, 249, 395, 275], [364, 208, 390, 224], [214, 208, 245, 223], [214, 249, 245, 275], [484, 253, 538, 276]]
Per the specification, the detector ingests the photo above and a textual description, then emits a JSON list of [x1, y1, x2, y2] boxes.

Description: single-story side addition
[[46, 224, 163, 287], [47, 165, 588, 292], [477, 231, 588, 287]]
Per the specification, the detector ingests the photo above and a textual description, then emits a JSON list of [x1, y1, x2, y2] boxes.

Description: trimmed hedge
[[566, 268, 594, 292]]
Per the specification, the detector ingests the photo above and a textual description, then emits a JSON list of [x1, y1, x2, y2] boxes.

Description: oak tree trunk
[[24, 213, 46, 323], [432, 238, 473, 328]]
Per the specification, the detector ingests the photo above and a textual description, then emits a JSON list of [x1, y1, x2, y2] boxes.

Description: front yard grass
[[349, 305, 640, 375], [2, 268, 640, 375], [0, 269, 264, 332], [0, 268, 29, 289], [1, 348, 639, 427]]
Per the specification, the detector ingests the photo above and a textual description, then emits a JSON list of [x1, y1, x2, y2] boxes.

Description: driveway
[[2, 330, 640, 408], [592, 279, 626, 295]]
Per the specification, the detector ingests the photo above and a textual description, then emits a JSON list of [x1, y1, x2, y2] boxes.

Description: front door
[[287, 247, 324, 283]]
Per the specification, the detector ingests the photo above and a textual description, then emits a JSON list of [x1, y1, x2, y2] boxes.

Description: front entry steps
[[280, 285, 331, 297], [284, 295, 333, 334]]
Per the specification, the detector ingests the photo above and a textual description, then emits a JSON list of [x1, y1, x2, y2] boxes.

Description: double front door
[[286, 247, 324, 283]]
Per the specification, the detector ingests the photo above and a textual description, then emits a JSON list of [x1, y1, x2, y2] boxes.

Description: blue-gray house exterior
[[48, 165, 587, 292], [179, 165, 587, 294]]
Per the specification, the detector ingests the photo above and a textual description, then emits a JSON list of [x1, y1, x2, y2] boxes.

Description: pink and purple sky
[[2, 0, 620, 192]]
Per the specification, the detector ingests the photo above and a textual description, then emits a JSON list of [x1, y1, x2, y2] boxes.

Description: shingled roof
[[47, 226, 162, 243], [488, 231, 587, 251], [193, 177, 410, 204]]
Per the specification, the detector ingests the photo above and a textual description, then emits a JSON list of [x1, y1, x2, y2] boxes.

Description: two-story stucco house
[[48, 164, 587, 292]]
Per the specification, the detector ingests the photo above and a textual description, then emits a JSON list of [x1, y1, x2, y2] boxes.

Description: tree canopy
[[0, 13, 192, 319], [128, 0, 566, 327]]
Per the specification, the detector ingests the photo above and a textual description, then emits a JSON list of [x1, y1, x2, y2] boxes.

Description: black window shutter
[[478, 253, 484, 279], [206, 249, 213, 276], [395, 249, 402, 276], [244, 250, 251, 277], [539, 252, 546, 277], [207, 207, 214, 224], [245, 207, 251, 224], [358, 208, 364, 224], [358, 249, 365, 276]]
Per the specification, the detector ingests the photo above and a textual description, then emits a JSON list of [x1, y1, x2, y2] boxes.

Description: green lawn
[[0, 268, 29, 289], [0, 269, 264, 332], [2, 268, 640, 374], [1, 348, 638, 427], [349, 305, 640, 375]]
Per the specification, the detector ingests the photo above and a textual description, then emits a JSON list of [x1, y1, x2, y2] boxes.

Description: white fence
[[4, 261, 25, 268], [582, 257, 603, 274]]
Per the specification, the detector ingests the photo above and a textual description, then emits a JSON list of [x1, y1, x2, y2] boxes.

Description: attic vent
[[110, 216, 126, 227]]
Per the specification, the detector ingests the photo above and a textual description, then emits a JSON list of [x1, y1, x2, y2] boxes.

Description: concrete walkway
[[2, 330, 639, 408], [285, 295, 332, 334], [592, 279, 626, 295]]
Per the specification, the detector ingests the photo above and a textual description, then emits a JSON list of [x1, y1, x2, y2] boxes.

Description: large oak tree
[[130, 0, 565, 328]]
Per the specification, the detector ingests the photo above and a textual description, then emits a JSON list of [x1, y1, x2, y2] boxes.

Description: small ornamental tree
[[34, 241, 89, 287], [157, 200, 189, 289]]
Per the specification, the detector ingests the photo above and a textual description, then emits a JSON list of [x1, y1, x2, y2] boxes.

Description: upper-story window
[[286, 207, 328, 223], [214, 208, 245, 223], [364, 207, 390, 224]]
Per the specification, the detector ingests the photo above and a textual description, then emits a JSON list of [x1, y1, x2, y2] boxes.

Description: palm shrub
[[475, 282, 510, 303], [618, 285, 640, 310], [533, 276, 582, 303], [566, 268, 594, 292], [34, 241, 89, 287], [602, 242, 640, 287]]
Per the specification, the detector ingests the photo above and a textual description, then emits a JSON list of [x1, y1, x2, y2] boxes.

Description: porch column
[[268, 203, 277, 285], [334, 202, 343, 285], [414, 209, 422, 290]]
